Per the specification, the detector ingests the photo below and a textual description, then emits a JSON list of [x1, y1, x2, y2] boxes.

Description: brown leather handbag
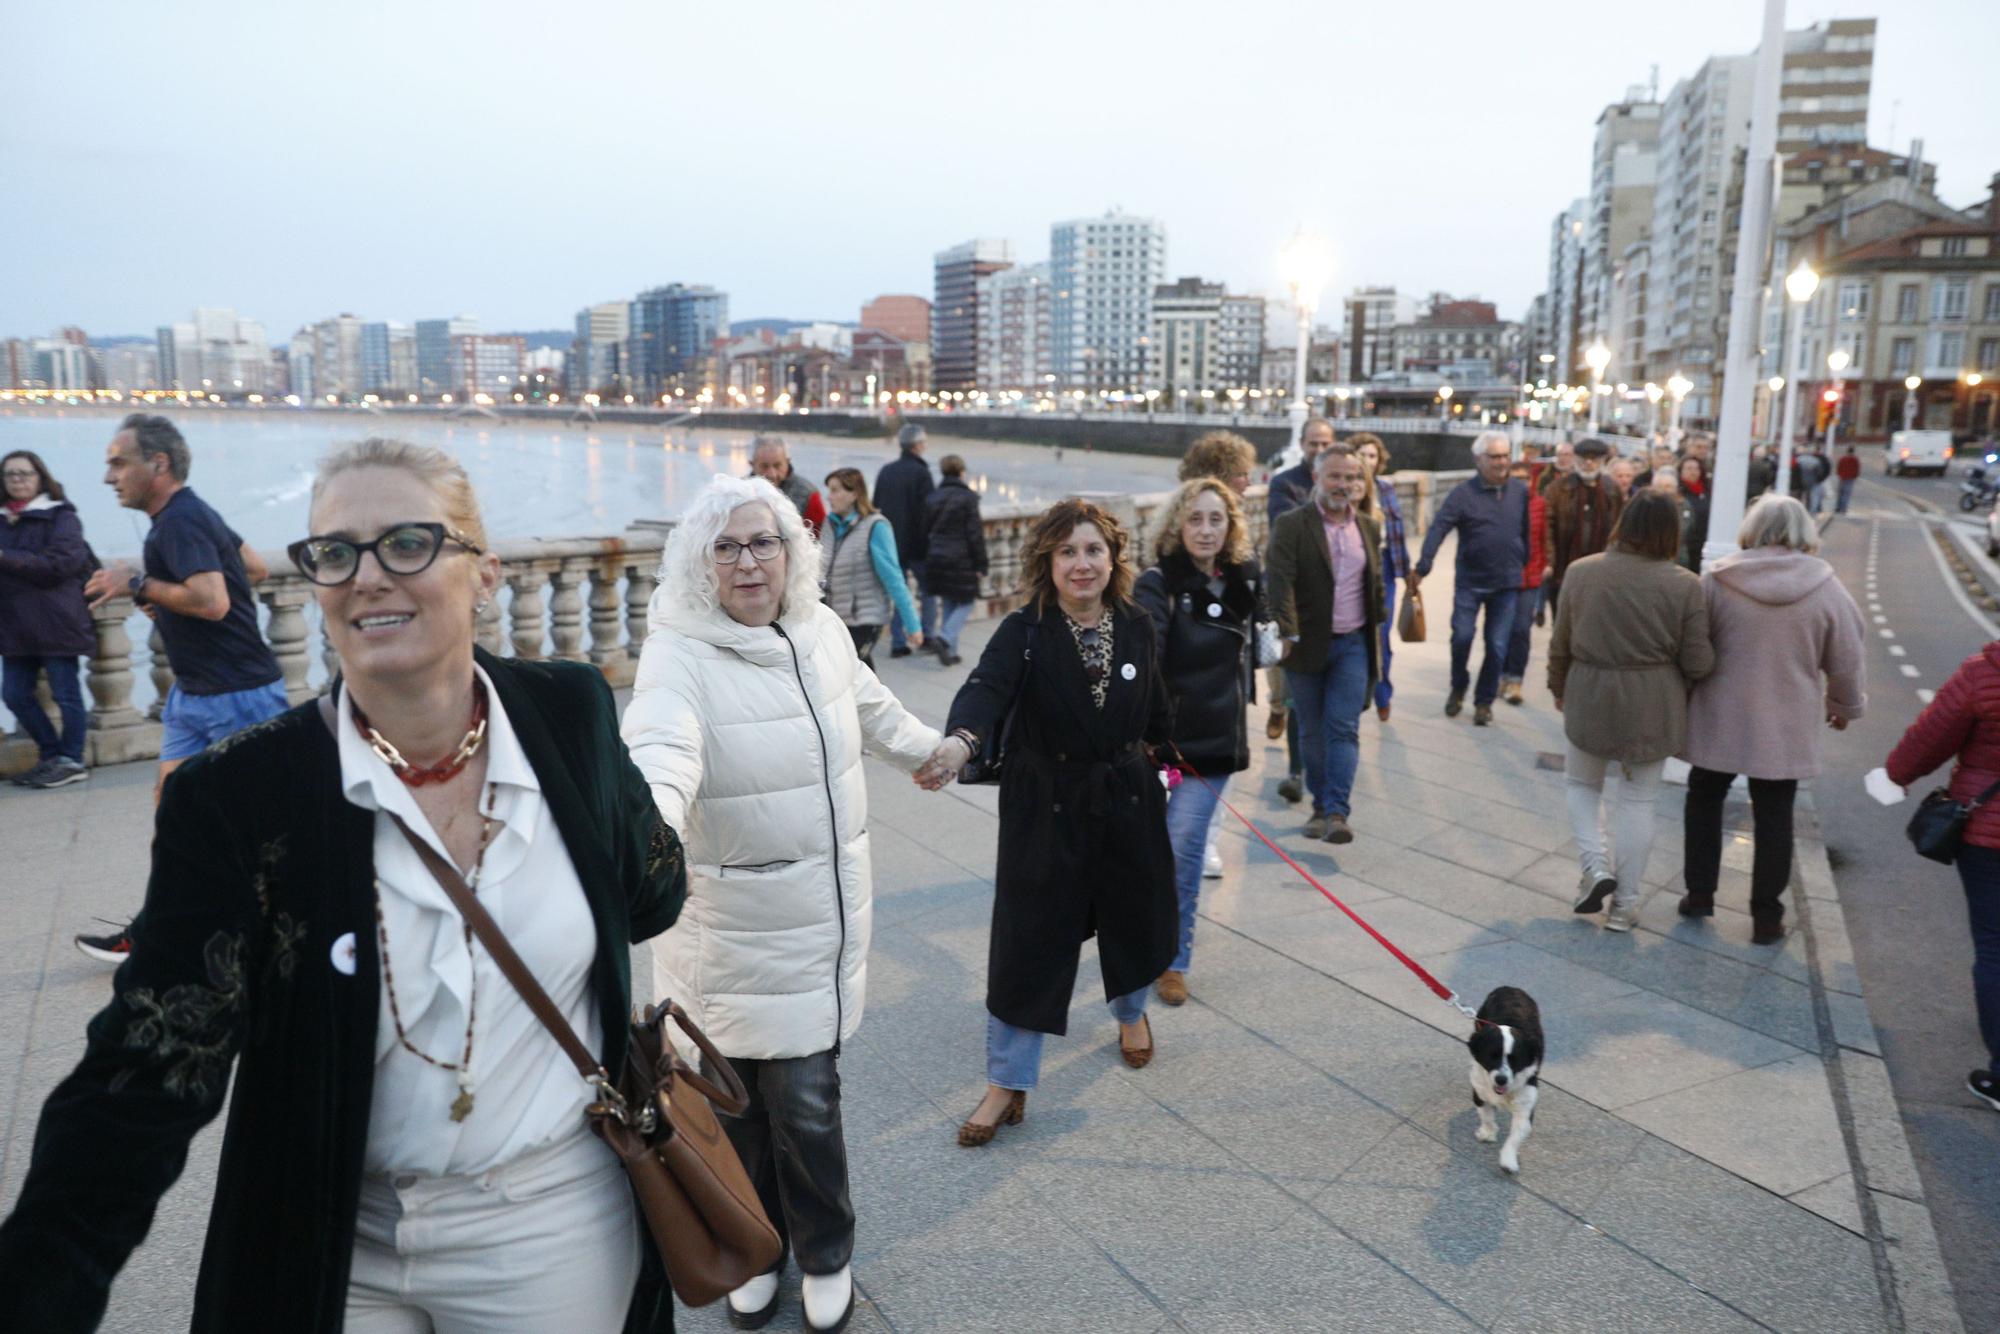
[[388, 815, 782, 1307]]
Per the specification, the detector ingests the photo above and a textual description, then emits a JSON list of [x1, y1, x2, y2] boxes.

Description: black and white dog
[[1467, 986, 1543, 1174]]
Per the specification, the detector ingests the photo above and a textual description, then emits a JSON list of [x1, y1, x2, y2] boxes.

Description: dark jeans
[[705, 1049, 854, 1276], [1503, 585, 1542, 682], [1957, 846, 2000, 1073], [1450, 585, 1518, 707], [847, 623, 880, 666], [1286, 630, 1369, 817], [1836, 477, 1857, 514], [2, 655, 86, 764], [1683, 765, 1798, 922]]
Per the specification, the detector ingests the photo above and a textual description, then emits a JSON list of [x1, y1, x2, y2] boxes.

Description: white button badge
[[330, 931, 358, 976], [1206, 602, 1223, 617], [1120, 662, 1137, 681]]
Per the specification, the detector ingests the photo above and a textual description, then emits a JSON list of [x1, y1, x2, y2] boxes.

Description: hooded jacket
[[1546, 549, 1714, 764], [621, 595, 940, 1059], [0, 494, 95, 657], [1682, 547, 1867, 779], [1888, 643, 2000, 850]]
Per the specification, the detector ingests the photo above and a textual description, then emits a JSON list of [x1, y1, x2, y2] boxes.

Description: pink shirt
[[1321, 506, 1367, 634]]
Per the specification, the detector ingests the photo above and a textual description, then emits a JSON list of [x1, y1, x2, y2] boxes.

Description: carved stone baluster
[[625, 563, 658, 651], [259, 580, 314, 703], [476, 590, 506, 656], [587, 563, 626, 669], [147, 622, 175, 719], [508, 567, 548, 660], [548, 564, 586, 663], [85, 600, 154, 763]]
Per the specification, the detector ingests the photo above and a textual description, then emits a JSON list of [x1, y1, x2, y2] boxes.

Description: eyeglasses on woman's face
[[712, 534, 785, 565], [287, 521, 482, 587], [2, 468, 38, 481]]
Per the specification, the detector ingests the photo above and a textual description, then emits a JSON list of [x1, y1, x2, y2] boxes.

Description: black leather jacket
[[1134, 550, 1264, 775]]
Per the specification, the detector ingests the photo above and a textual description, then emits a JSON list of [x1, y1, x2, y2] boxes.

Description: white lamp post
[[1824, 347, 1851, 456], [1904, 374, 1923, 431], [1279, 230, 1332, 452], [1766, 376, 1786, 445], [1645, 381, 1664, 441], [1666, 372, 1693, 455], [1775, 259, 1819, 497], [1584, 341, 1612, 433], [1333, 387, 1350, 420], [1438, 383, 1454, 425]]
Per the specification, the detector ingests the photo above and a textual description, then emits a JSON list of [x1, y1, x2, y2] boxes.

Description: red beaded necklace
[[352, 681, 490, 787]]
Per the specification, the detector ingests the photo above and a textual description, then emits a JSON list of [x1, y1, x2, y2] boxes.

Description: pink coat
[[1681, 547, 1866, 780]]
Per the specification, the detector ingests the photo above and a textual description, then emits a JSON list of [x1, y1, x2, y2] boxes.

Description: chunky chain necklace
[[352, 681, 489, 787], [373, 784, 497, 1122]]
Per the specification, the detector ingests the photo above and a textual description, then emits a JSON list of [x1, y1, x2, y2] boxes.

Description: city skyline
[[7, 1, 1996, 340]]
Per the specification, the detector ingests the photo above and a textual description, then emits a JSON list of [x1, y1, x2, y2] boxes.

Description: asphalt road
[[1806, 467, 2000, 1331]]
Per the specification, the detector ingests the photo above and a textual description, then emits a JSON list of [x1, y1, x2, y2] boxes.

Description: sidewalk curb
[[1793, 820, 1965, 1331]]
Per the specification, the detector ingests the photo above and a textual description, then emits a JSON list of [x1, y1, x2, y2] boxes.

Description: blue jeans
[[1836, 477, 1857, 513], [889, 563, 938, 651], [1286, 630, 1369, 817], [159, 679, 290, 761], [3, 655, 87, 763], [934, 597, 975, 652], [1958, 845, 2000, 1073], [986, 989, 1149, 1091], [1376, 577, 1398, 710], [1503, 585, 1542, 683], [1450, 585, 1519, 708], [1165, 775, 1228, 971]]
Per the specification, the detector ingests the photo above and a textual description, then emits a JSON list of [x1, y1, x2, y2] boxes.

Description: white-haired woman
[[621, 474, 945, 1333], [1682, 495, 1866, 943], [0, 438, 688, 1332]]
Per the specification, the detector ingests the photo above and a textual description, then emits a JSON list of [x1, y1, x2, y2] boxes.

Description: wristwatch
[[127, 570, 148, 605]]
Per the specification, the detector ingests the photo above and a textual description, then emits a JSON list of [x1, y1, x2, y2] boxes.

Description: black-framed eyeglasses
[[711, 535, 786, 565], [287, 522, 483, 586]]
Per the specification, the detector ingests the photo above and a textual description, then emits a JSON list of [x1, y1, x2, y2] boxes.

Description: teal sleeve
[[869, 520, 922, 635]]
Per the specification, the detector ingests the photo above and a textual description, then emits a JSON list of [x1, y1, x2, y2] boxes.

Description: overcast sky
[[5, 0, 1996, 340]]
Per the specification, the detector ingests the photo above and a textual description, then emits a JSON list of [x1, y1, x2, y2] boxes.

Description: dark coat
[[945, 600, 1177, 1034], [1265, 505, 1385, 683], [1266, 461, 1314, 520], [0, 651, 688, 1334], [920, 477, 987, 601], [1133, 550, 1263, 776], [0, 498, 95, 657], [1543, 473, 1623, 586], [873, 450, 935, 567]]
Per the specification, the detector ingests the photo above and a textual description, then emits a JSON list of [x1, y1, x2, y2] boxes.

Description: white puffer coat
[[621, 596, 941, 1060]]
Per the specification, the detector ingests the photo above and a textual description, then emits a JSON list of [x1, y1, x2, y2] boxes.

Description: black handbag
[[958, 624, 1034, 786], [1906, 774, 2000, 865]]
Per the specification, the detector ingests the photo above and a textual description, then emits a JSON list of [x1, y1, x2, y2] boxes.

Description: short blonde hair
[[1154, 477, 1251, 566], [311, 437, 487, 550], [1737, 494, 1819, 554], [1178, 431, 1258, 484]]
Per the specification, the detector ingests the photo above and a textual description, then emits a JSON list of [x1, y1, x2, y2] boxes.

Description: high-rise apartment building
[[1778, 19, 1875, 156], [934, 240, 1013, 392], [1343, 287, 1420, 381], [1579, 90, 1661, 382], [1147, 278, 1264, 397], [1544, 201, 1588, 383], [451, 334, 526, 398], [95, 343, 159, 392], [416, 317, 479, 397], [975, 262, 1053, 392], [629, 284, 728, 398], [361, 320, 416, 394], [571, 301, 631, 397], [156, 308, 272, 393], [33, 341, 90, 391], [1050, 212, 1166, 393], [1391, 298, 1519, 381], [859, 295, 931, 346]]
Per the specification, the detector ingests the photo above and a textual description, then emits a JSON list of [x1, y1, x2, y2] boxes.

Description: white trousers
[[344, 1128, 641, 1333], [1564, 744, 1665, 908]]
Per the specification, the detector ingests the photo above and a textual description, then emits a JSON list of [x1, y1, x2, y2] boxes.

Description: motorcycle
[[1958, 453, 2000, 511]]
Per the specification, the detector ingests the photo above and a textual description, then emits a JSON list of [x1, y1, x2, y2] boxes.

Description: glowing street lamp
[[1278, 228, 1333, 451], [1823, 347, 1851, 455], [1774, 260, 1819, 496], [1583, 341, 1612, 432], [1437, 384, 1454, 424], [1904, 374, 1923, 431], [1644, 381, 1664, 438], [1666, 372, 1693, 455]]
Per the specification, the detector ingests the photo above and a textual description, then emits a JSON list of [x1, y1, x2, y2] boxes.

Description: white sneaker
[[726, 1270, 779, 1327], [801, 1266, 854, 1333], [1203, 844, 1224, 878], [1604, 902, 1638, 933]]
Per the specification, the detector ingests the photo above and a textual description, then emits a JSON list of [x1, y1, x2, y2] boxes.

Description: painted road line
[[1901, 664, 1922, 677], [1878, 628, 1896, 638], [1920, 517, 2000, 639], [1889, 645, 1907, 657], [1918, 688, 1936, 704]]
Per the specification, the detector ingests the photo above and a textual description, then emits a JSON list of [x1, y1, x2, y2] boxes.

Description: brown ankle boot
[[1155, 970, 1188, 1006], [957, 1090, 1026, 1147]]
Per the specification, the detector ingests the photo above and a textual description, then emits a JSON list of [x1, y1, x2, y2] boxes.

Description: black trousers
[[847, 623, 880, 666], [705, 1049, 855, 1276], [1683, 765, 1799, 922]]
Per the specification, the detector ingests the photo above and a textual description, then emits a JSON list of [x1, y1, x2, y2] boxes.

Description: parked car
[[1885, 429, 1954, 477]]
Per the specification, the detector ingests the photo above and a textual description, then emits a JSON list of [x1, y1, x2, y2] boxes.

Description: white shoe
[[726, 1269, 779, 1327], [1604, 902, 1637, 933], [1203, 844, 1224, 878], [801, 1265, 854, 1332]]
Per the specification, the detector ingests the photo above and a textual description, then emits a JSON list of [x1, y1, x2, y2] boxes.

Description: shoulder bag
[[959, 621, 1035, 785], [1397, 586, 1427, 643], [1906, 773, 2000, 865]]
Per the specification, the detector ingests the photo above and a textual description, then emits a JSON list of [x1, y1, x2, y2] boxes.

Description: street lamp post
[[1438, 384, 1454, 425], [1765, 377, 1786, 445], [1774, 260, 1820, 497], [1667, 372, 1693, 455], [1645, 381, 1664, 440], [1584, 341, 1611, 433], [1279, 230, 1332, 453], [1904, 375, 1923, 431], [1824, 347, 1851, 456]]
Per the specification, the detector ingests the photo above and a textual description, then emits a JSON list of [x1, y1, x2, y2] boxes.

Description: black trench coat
[[946, 599, 1177, 1034]]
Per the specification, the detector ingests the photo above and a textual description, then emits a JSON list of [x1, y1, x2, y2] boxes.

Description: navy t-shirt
[[143, 487, 281, 696]]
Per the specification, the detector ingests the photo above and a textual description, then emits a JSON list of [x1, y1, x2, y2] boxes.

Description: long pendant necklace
[[374, 783, 498, 1122]]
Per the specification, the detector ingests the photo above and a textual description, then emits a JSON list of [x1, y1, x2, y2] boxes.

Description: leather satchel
[[1397, 587, 1427, 643], [1905, 774, 2000, 865], [385, 814, 782, 1307]]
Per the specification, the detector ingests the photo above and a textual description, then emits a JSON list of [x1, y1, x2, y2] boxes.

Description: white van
[[1885, 429, 1953, 477]]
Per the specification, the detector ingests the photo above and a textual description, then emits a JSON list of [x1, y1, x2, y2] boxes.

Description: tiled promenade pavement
[[0, 566, 1957, 1332]]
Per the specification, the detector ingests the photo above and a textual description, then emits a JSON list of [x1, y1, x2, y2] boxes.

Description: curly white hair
[[658, 473, 824, 617]]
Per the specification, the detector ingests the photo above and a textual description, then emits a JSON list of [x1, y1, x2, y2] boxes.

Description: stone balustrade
[[5, 476, 1441, 772]]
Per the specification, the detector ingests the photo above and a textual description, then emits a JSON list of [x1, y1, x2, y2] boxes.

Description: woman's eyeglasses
[[287, 522, 482, 587], [712, 535, 785, 565]]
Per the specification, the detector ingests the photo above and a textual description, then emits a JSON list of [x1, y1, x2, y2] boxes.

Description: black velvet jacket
[[0, 651, 687, 1333]]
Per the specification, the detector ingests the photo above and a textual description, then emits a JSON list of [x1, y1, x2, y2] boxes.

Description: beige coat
[[1547, 548, 1716, 763], [1683, 547, 1866, 780]]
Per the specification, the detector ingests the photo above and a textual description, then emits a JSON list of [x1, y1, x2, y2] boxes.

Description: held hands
[[1406, 571, 1423, 593], [908, 631, 925, 650], [84, 561, 136, 610], [1826, 712, 1848, 731], [914, 735, 972, 790]]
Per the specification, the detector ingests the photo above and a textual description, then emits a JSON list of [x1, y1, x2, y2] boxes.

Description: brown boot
[[1119, 1013, 1155, 1069], [1265, 706, 1287, 740], [1155, 970, 1189, 1006], [957, 1089, 1026, 1147]]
